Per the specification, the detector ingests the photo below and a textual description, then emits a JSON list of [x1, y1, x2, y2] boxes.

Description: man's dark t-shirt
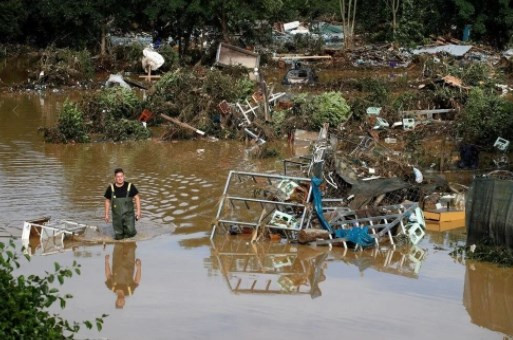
[[104, 182, 139, 200]]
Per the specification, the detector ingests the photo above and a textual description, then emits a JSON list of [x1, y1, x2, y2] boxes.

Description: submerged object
[[141, 46, 165, 72], [105, 74, 131, 89], [282, 61, 317, 85]]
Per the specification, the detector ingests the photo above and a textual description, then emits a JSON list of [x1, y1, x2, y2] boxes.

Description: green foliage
[[311, 92, 351, 128], [203, 70, 255, 102], [459, 88, 513, 145], [272, 109, 287, 134], [110, 43, 144, 72], [355, 78, 390, 106], [99, 87, 141, 120], [293, 92, 351, 129], [158, 45, 179, 72], [393, 0, 426, 47], [149, 68, 255, 121], [460, 63, 496, 87], [0, 0, 28, 43], [0, 239, 107, 338], [104, 118, 151, 142], [57, 100, 89, 143]]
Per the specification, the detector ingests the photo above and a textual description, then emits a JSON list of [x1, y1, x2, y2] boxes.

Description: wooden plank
[[400, 109, 456, 115]]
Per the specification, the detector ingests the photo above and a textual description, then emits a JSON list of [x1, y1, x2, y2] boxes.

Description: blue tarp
[[312, 176, 374, 247]]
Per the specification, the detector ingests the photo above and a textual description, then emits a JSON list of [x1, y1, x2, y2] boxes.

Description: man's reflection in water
[[104, 242, 141, 309]]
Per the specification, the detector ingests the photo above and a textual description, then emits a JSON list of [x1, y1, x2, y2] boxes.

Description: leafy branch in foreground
[[0, 238, 107, 339]]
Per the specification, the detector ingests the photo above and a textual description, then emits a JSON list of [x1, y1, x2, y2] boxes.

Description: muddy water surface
[[1, 92, 512, 339]]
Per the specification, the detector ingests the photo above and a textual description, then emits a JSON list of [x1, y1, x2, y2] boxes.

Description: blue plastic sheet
[[312, 176, 374, 247]]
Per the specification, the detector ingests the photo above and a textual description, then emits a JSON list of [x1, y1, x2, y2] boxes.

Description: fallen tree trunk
[[298, 228, 330, 244], [161, 113, 206, 136]]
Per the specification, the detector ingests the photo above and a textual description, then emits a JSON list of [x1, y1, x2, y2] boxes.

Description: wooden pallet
[[424, 209, 465, 231]]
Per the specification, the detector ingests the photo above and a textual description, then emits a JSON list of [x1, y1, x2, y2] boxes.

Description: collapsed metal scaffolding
[[211, 123, 426, 249], [211, 171, 313, 240]]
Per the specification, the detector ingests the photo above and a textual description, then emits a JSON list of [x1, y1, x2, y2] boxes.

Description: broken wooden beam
[[272, 55, 332, 60], [161, 113, 206, 136]]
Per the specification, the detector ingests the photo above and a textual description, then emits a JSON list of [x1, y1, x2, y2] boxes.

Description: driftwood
[[161, 113, 206, 136], [298, 228, 330, 244]]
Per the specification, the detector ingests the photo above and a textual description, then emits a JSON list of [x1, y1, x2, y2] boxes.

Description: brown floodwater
[[1, 91, 512, 339]]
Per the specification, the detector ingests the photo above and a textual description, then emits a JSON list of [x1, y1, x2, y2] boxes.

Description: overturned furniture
[[211, 171, 312, 240], [22, 217, 98, 255]]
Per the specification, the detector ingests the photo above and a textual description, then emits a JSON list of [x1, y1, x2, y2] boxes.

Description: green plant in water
[[450, 242, 513, 267], [58, 100, 89, 143], [0, 239, 107, 338]]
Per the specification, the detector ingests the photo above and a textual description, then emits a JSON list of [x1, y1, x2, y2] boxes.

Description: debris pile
[[29, 48, 94, 87]]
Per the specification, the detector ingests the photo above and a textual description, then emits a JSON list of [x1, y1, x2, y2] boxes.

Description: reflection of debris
[[210, 236, 328, 297], [464, 262, 513, 336], [209, 235, 427, 298]]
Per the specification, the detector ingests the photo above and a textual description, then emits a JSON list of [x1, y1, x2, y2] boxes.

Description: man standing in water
[[104, 168, 141, 240]]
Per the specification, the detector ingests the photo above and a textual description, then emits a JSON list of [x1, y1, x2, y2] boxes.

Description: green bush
[[105, 118, 151, 142], [203, 69, 255, 102], [0, 239, 106, 338], [460, 62, 496, 87], [459, 88, 513, 145], [158, 45, 179, 72], [311, 92, 351, 128], [57, 100, 89, 143], [293, 92, 351, 129], [355, 78, 390, 106], [99, 87, 141, 120]]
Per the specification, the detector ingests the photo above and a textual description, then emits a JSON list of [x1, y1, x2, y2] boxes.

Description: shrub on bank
[[459, 88, 513, 145], [0, 239, 106, 338]]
